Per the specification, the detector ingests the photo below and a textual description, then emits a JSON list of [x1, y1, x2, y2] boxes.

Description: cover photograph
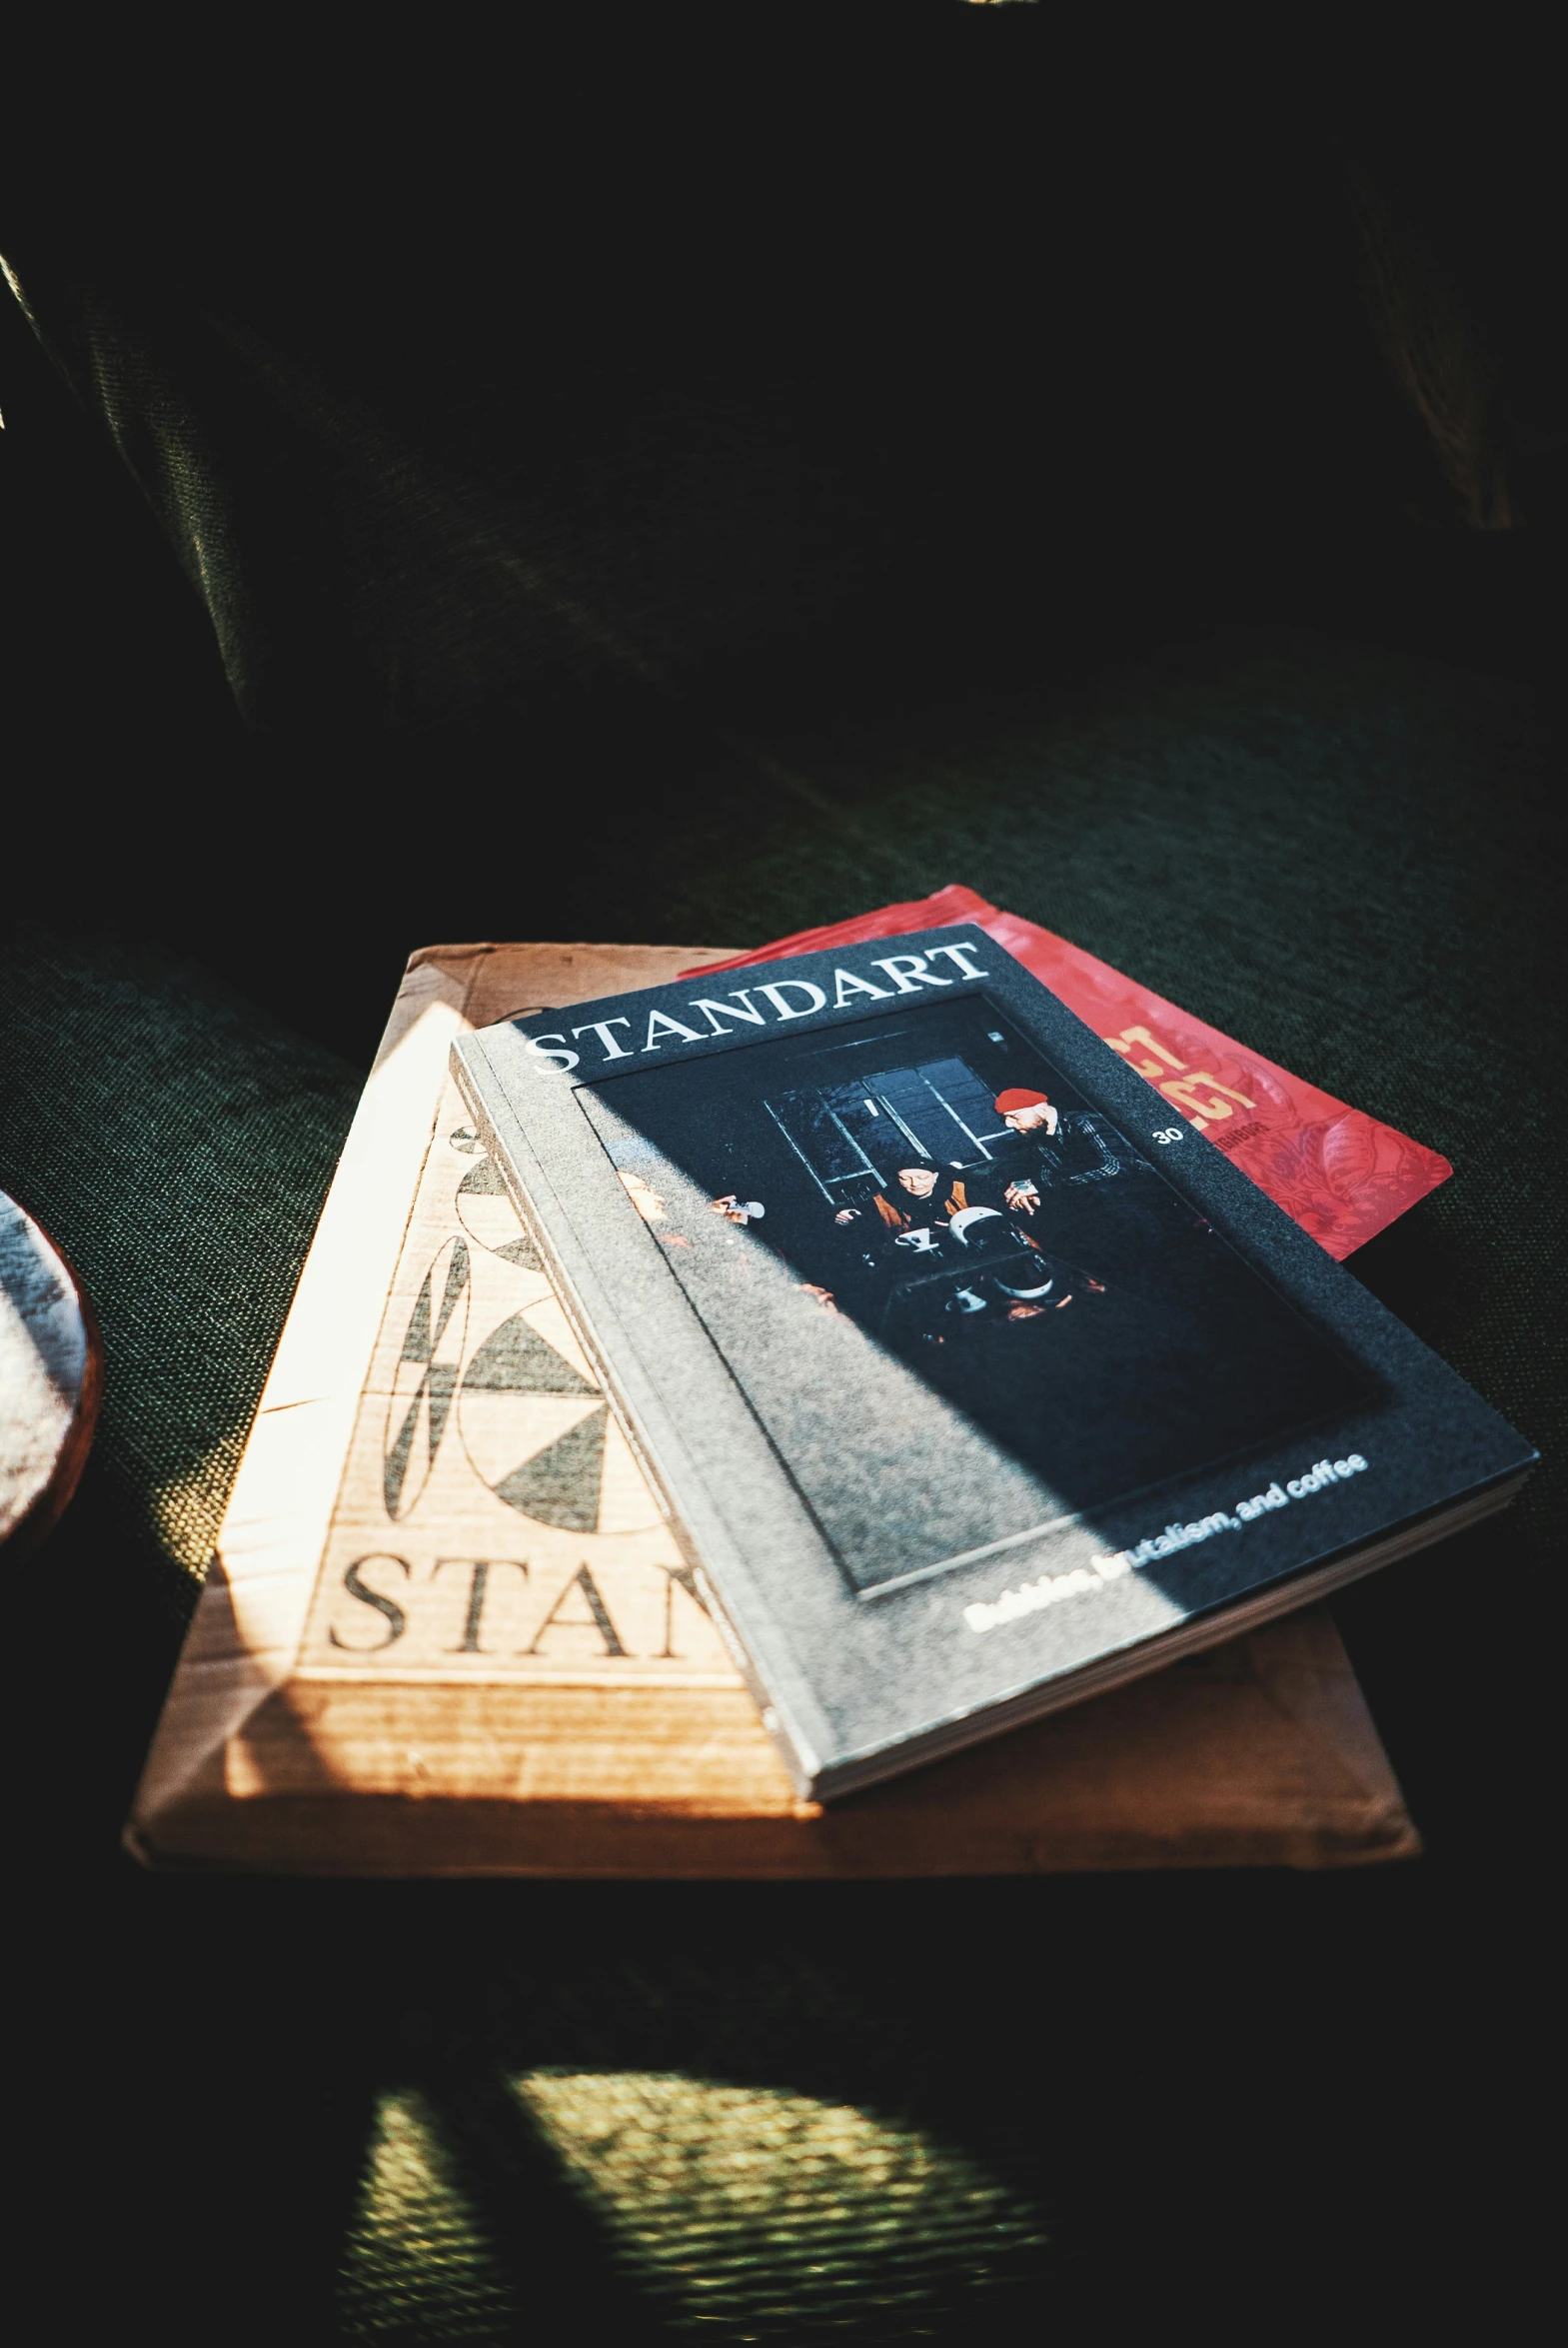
[[453, 926, 1534, 1796]]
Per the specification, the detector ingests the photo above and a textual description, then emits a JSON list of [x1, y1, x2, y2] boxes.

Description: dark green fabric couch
[[5, 624, 1559, 2340], [2, 55, 1560, 2336]]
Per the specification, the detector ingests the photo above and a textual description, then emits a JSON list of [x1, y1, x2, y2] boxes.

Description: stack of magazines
[[128, 885, 1532, 1869], [453, 891, 1533, 1800]]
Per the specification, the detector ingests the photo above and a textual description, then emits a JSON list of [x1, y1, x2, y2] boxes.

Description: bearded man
[[991, 1087, 1127, 1214]]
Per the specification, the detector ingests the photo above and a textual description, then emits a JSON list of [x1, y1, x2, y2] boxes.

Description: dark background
[[3, 20, 1562, 2339]]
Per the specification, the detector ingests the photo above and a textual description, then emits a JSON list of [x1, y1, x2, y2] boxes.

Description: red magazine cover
[[685, 884, 1449, 1260]]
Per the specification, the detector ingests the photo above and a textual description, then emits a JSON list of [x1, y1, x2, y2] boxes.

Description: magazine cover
[[453, 926, 1533, 1795]]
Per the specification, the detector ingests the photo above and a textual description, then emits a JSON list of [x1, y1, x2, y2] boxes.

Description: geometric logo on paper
[[384, 1236, 471, 1519], [458, 1309, 658, 1536], [457, 1309, 602, 1530], [454, 1152, 542, 1268], [498, 1403, 609, 1530]]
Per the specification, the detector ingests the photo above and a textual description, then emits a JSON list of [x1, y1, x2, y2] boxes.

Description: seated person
[[836, 1165, 972, 1235], [992, 1088, 1128, 1209]]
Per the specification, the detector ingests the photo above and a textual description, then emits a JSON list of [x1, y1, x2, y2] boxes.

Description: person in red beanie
[[992, 1089, 1059, 1214], [993, 1086, 1059, 1138]]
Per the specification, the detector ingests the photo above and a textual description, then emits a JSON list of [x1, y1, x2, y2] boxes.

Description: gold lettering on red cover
[[1104, 1026, 1257, 1131]]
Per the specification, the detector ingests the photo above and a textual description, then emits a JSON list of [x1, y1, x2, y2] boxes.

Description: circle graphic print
[[452, 1148, 542, 1268], [459, 1308, 659, 1534], [384, 1236, 471, 1519]]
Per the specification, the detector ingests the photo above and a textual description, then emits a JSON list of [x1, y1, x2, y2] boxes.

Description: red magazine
[[685, 883, 1448, 1260]]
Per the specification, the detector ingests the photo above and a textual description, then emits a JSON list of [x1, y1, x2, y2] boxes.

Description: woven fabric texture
[[3, 646, 1562, 2343], [3, 86, 1560, 2332], [0, 931, 359, 1607]]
